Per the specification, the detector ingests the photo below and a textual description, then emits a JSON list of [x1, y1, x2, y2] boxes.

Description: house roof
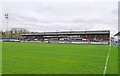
[[114, 32, 120, 36]]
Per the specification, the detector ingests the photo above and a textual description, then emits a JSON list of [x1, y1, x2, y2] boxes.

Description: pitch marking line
[[103, 46, 111, 76]]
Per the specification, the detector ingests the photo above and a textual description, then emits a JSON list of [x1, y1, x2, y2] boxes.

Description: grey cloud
[[1, 2, 118, 36]]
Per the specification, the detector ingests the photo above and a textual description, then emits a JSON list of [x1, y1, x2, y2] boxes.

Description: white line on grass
[[103, 46, 111, 76]]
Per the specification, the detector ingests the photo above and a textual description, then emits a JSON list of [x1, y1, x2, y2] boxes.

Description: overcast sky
[[0, 0, 118, 36]]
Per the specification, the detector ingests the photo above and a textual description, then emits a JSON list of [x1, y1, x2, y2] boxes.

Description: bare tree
[[1, 28, 29, 39], [10, 28, 28, 39]]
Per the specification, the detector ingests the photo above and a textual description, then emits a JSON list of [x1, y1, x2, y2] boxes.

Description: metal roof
[[114, 32, 120, 36], [22, 30, 110, 36]]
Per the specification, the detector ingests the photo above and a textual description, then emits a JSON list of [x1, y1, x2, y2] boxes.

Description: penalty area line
[[103, 46, 111, 76]]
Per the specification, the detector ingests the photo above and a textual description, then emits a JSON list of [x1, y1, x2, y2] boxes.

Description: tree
[[1, 28, 29, 39], [10, 28, 28, 39]]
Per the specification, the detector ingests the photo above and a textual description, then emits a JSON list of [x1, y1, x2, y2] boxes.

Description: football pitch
[[2, 42, 118, 74]]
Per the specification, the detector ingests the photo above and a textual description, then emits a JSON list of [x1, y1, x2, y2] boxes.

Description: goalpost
[[109, 31, 112, 47]]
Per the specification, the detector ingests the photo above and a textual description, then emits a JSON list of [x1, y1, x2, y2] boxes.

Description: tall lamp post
[[5, 13, 9, 39]]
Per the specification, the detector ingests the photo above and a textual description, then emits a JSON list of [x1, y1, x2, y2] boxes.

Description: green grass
[[2, 42, 118, 74], [0, 42, 2, 75]]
